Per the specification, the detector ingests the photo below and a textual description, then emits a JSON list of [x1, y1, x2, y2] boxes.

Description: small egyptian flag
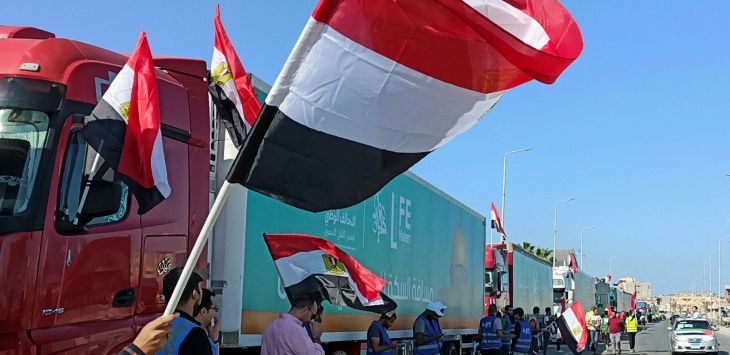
[[264, 233, 397, 314], [81, 32, 170, 214], [490, 202, 506, 236], [556, 301, 589, 354], [209, 4, 262, 147]]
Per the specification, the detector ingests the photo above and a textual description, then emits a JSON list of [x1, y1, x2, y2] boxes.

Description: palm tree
[[522, 242, 536, 254], [536, 248, 554, 263]]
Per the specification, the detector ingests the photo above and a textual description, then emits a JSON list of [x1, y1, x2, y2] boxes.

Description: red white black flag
[[568, 250, 579, 275], [226, 0, 583, 212], [264, 234, 397, 314], [556, 301, 589, 354], [82, 32, 169, 214], [490, 202, 506, 237], [631, 291, 637, 311], [209, 4, 262, 147]]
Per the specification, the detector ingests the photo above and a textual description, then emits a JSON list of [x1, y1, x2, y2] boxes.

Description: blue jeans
[[590, 330, 599, 350]]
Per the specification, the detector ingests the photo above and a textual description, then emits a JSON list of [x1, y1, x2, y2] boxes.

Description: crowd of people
[[118, 268, 648, 355], [478, 304, 642, 355]]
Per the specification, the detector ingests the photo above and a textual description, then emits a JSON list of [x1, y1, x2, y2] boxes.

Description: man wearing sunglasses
[[194, 288, 221, 355]]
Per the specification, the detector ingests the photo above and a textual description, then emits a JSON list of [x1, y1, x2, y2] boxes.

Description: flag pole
[[163, 180, 233, 315]]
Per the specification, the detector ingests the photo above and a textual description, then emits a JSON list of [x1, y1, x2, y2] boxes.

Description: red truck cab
[[0, 26, 210, 354]]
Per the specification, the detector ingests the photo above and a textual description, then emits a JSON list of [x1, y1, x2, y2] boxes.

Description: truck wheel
[[441, 342, 458, 355]]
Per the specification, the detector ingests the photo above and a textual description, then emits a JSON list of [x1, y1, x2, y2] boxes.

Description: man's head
[[592, 306, 597, 312], [545, 307, 552, 315], [194, 288, 218, 326], [488, 304, 498, 316], [513, 307, 525, 320], [426, 301, 447, 319], [380, 313, 398, 329], [533, 306, 540, 315], [693, 306, 698, 312], [290, 294, 322, 323], [504, 305, 513, 315], [162, 267, 205, 311]]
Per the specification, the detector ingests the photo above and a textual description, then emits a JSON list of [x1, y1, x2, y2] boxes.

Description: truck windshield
[[0, 109, 50, 215]]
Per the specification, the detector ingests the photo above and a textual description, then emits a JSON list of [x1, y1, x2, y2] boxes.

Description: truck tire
[[441, 342, 458, 355]]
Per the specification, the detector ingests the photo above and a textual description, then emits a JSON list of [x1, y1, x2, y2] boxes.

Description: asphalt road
[[539, 321, 730, 355]]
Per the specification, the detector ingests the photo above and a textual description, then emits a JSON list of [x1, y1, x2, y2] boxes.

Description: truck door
[[32, 119, 140, 353]]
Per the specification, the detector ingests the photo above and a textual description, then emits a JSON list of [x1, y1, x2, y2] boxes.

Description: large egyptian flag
[[81, 32, 170, 214], [209, 5, 262, 147], [226, 0, 583, 212], [264, 233, 397, 314], [556, 301, 589, 354]]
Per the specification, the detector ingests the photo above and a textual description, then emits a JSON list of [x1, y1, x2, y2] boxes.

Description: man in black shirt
[[159, 267, 213, 355]]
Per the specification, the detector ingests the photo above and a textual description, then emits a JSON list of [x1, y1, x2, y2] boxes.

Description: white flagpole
[[163, 180, 233, 315]]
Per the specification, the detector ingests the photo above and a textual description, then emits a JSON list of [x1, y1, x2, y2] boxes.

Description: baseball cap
[[427, 301, 447, 316], [162, 267, 205, 303]]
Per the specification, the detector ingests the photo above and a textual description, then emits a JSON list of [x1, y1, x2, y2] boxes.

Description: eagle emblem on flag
[[322, 255, 346, 275], [211, 61, 233, 86]]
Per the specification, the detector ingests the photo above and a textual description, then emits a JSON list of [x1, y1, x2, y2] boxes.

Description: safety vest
[[367, 321, 393, 355], [480, 316, 502, 350], [585, 311, 594, 330], [155, 316, 200, 355], [625, 315, 638, 333], [414, 315, 442, 355], [501, 316, 514, 346], [209, 337, 219, 355], [514, 320, 533, 353]]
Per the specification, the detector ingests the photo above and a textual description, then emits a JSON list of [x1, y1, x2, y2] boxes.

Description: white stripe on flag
[[266, 19, 503, 154], [211, 47, 249, 129], [274, 249, 385, 306], [101, 64, 134, 121], [150, 130, 170, 197], [464, 0, 550, 50]]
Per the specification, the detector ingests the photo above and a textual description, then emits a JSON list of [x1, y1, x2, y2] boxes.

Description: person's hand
[[132, 313, 178, 354], [207, 317, 221, 342], [390, 340, 400, 349], [310, 320, 324, 340]]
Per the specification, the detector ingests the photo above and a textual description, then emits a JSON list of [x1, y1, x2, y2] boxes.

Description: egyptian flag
[[264, 233, 397, 314], [226, 0, 583, 212], [569, 251, 579, 275], [631, 291, 637, 311], [81, 32, 170, 214], [490, 203, 506, 236], [556, 301, 588, 355], [209, 5, 262, 147], [606, 304, 614, 318]]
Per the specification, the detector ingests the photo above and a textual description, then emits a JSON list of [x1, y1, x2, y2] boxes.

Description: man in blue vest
[[510, 308, 533, 355], [157, 267, 212, 355], [500, 305, 515, 355], [193, 289, 220, 355], [413, 301, 447, 355], [478, 304, 504, 355], [367, 312, 399, 354]]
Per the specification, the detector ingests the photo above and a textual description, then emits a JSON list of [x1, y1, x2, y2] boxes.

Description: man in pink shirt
[[261, 295, 325, 355]]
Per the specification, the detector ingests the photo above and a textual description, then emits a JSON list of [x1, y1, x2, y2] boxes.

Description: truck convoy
[[0, 26, 486, 354], [484, 243, 553, 314]]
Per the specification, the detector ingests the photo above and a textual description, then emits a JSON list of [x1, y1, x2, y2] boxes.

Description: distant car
[[668, 319, 720, 354]]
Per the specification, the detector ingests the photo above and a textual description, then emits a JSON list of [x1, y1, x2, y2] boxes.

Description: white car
[[668, 319, 720, 354]]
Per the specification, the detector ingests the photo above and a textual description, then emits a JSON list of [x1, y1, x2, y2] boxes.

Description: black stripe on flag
[[227, 105, 428, 212], [208, 72, 248, 147], [556, 314, 584, 355], [286, 274, 397, 315]]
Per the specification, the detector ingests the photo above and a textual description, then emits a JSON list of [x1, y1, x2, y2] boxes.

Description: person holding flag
[[608, 311, 623, 354]]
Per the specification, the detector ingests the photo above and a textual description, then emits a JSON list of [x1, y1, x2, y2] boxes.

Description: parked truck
[[610, 286, 633, 313], [552, 250, 596, 310], [484, 243, 553, 314], [0, 26, 486, 354]]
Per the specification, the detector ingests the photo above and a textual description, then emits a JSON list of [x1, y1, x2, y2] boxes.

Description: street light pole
[[580, 226, 597, 269], [553, 198, 576, 268], [610, 255, 619, 280], [500, 147, 533, 243]]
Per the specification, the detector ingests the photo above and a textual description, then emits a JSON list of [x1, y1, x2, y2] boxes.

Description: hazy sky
[[5, 0, 730, 295]]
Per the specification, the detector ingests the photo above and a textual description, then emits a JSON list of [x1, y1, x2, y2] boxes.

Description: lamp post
[[580, 226, 597, 270], [609, 256, 619, 281], [500, 147, 533, 243], [553, 198, 575, 268]]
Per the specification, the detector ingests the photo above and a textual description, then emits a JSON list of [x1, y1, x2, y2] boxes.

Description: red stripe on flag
[[118, 32, 159, 189], [214, 5, 262, 126], [264, 234, 387, 302], [311, 0, 582, 93]]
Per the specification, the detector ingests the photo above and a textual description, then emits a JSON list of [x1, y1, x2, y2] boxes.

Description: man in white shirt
[[691, 306, 701, 319]]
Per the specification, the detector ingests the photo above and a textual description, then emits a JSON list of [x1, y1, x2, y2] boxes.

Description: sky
[[4, 0, 730, 295]]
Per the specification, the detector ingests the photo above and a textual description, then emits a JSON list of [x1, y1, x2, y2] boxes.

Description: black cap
[[162, 267, 205, 303]]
